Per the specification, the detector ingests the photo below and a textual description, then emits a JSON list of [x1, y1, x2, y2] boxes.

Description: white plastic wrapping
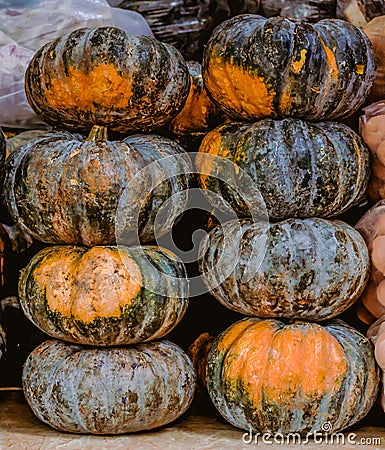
[[367, 315, 385, 411], [0, 0, 153, 129]]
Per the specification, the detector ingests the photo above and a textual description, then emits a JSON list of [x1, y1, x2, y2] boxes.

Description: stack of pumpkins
[[193, 15, 381, 435], [3, 27, 197, 434]]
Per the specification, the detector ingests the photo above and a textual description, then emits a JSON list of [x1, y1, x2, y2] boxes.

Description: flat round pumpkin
[[202, 15, 375, 121], [23, 339, 196, 434], [4, 127, 192, 246], [25, 27, 190, 133], [196, 118, 370, 220], [206, 317, 379, 435], [199, 218, 369, 320], [19, 245, 189, 346]]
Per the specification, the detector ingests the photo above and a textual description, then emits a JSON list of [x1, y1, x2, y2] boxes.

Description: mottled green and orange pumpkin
[[23, 339, 196, 434], [4, 127, 192, 246], [25, 27, 190, 133], [196, 119, 370, 220], [199, 218, 369, 321], [206, 317, 379, 435], [202, 15, 375, 121], [19, 245, 188, 346], [168, 60, 229, 151], [169, 61, 228, 137]]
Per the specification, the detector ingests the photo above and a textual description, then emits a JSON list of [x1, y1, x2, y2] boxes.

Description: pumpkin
[[206, 317, 380, 435], [260, 0, 337, 21], [5, 130, 49, 159], [23, 339, 196, 434], [196, 119, 370, 220], [4, 126, 192, 246], [168, 60, 229, 152], [25, 27, 190, 133], [169, 61, 228, 137], [202, 15, 375, 121], [199, 217, 369, 321], [187, 332, 215, 393], [19, 245, 189, 346]]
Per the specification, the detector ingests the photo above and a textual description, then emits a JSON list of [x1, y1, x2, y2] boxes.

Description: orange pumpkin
[[207, 318, 380, 435], [19, 245, 189, 346], [25, 27, 190, 133]]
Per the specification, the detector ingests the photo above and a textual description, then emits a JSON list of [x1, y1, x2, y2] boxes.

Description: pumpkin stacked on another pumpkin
[[193, 14, 380, 435], [4, 26, 197, 434]]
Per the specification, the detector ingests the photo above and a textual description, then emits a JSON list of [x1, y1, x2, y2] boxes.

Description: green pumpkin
[[199, 218, 369, 321], [23, 339, 196, 434], [206, 317, 379, 435], [19, 245, 188, 346], [196, 118, 370, 220], [202, 15, 375, 121], [25, 27, 190, 133], [5, 126, 192, 246]]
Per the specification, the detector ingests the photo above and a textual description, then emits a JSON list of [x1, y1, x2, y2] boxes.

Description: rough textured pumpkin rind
[[199, 218, 369, 320], [25, 27, 190, 133], [196, 119, 370, 220], [19, 245, 189, 346], [206, 317, 380, 435], [169, 61, 228, 135], [4, 130, 191, 246], [23, 339, 196, 434], [202, 15, 375, 121]]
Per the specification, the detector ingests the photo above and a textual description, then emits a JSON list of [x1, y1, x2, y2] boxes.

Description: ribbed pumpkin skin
[[202, 15, 375, 121], [207, 318, 380, 435], [196, 119, 370, 220], [4, 130, 191, 246], [19, 245, 188, 346], [25, 27, 190, 133], [169, 61, 227, 136], [23, 339, 196, 434], [199, 218, 369, 320]]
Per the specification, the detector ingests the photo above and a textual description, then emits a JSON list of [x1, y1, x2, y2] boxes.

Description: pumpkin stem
[[86, 125, 108, 142]]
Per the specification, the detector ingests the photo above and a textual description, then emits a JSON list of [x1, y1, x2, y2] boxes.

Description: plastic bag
[[0, 0, 153, 129], [362, 17, 385, 103], [367, 315, 385, 411], [359, 101, 385, 201], [336, 0, 367, 25], [355, 200, 385, 325]]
